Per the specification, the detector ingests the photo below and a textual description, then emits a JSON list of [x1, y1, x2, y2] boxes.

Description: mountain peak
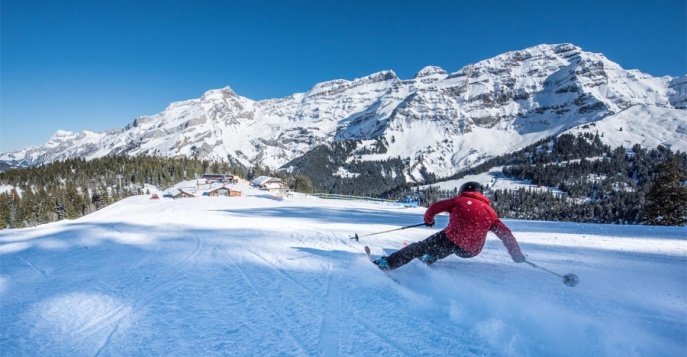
[[358, 70, 398, 83], [2, 43, 685, 179], [304, 70, 398, 98], [550, 43, 583, 56], [201, 86, 238, 100], [414, 66, 448, 79], [49, 130, 78, 141]]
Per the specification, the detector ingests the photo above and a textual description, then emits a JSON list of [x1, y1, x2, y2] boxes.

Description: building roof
[[208, 185, 241, 193], [251, 176, 282, 186]]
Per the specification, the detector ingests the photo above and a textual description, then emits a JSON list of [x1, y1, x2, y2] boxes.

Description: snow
[[333, 167, 360, 179], [569, 105, 687, 152], [420, 167, 566, 197], [1, 184, 685, 356], [0, 185, 15, 195]]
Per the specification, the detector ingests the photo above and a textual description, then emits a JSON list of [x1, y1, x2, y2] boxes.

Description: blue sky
[[1, 0, 685, 152]]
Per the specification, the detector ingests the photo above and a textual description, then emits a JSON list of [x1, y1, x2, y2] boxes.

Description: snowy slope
[[2, 43, 685, 180], [1, 185, 685, 356], [568, 104, 687, 151]]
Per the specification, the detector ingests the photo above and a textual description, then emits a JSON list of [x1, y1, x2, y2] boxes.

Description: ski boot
[[419, 254, 437, 265], [373, 257, 391, 270]]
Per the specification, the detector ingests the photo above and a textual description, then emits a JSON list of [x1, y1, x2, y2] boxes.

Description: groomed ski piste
[[1, 182, 685, 356]]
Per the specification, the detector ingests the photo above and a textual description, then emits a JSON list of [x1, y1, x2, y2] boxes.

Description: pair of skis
[[363, 245, 579, 287]]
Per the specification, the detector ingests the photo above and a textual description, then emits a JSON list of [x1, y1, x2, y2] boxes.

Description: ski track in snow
[[0, 184, 685, 356]]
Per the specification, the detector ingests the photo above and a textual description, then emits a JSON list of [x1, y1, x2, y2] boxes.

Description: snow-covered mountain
[[2, 43, 686, 180]]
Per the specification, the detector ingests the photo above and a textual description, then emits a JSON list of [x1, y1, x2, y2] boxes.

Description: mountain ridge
[[2, 43, 685, 181]]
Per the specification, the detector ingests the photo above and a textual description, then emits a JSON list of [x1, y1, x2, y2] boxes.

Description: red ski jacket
[[423, 191, 524, 261]]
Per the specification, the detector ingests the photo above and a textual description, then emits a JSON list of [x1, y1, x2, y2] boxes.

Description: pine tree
[[292, 174, 314, 193], [642, 158, 687, 226], [54, 198, 66, 221], [0, 192, 12, 228]]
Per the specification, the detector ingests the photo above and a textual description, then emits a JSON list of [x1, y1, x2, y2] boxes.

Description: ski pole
[[349, 223, 426, 241], [524, 260, 579, 287]]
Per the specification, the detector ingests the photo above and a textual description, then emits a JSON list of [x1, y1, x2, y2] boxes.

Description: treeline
[[0, 155, 314, 229], [417, 133, 687, 225], [492, 134, 687, 224], [2, 133, 685, 228], [0, 156, 211, 228], [287, 132, 686, 225], [287, 139, 408, 196], [490, 186, 645, 224]]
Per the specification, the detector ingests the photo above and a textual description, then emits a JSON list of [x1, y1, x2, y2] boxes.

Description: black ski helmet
[[459, 181, 483, 194]]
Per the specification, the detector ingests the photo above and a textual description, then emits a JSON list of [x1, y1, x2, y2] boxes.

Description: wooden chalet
[[251, 176, 286, 192], [172, 189, 195, 199], [208, 186, 242, 197]]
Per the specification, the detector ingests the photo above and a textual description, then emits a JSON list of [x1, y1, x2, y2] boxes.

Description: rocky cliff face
[[2, 43, 685, 181]]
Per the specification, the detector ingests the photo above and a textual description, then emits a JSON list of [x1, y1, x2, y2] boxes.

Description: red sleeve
[[491, 220, 525, 261], [423, 198, 454, 224]]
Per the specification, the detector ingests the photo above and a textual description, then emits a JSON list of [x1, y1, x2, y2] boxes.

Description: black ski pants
[[384, 230, 475, 270]]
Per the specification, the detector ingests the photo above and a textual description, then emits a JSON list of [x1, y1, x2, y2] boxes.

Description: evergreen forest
[[0, 156, 305, 229], [1, 133, 686, 229], [417, 134, 687, 225]]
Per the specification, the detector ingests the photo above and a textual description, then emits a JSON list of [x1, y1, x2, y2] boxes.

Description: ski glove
[[424, 220, 435, 227]]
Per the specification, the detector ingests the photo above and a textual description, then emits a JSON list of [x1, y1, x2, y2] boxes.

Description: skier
[[373, 181, 526, 270]]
